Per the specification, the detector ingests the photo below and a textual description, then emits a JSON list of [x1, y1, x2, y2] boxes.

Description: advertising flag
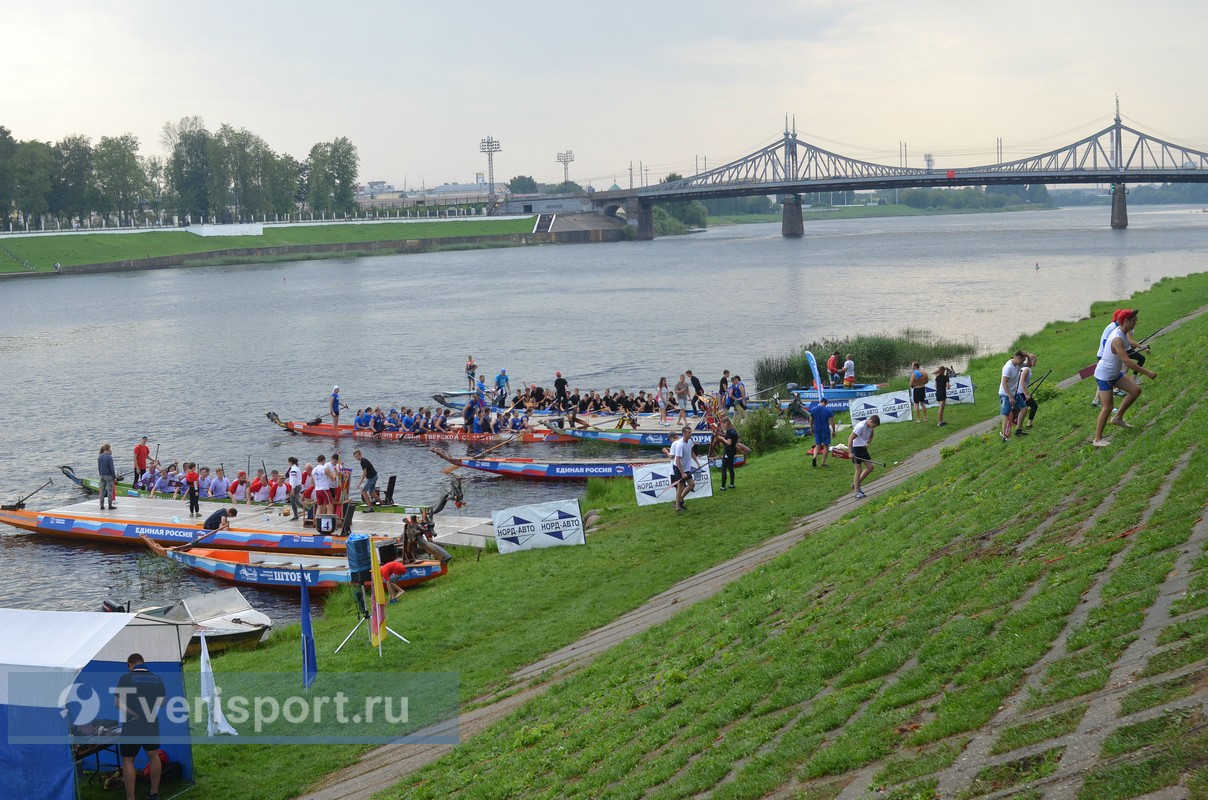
[[200, 635, 239, 734], [300, 575, 318, 689], [368, 539, 388, 650]]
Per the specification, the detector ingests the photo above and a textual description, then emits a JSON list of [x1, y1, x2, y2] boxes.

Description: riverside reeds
[[753, 328, 978, 388]]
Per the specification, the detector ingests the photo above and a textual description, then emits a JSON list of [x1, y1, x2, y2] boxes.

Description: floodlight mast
[[557, 150, 575, 185], [480, 136, 502, 210]]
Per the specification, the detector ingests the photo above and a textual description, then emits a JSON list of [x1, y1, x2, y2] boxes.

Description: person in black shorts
[[933, 366, 951, 427], [115, 653, 165, 800]]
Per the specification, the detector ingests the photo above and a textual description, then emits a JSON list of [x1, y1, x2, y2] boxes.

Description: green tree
[[163, 116, 211, 220], [12, 139, 54, 229], [544, 180, 584, 194], [141, 155, 168, 221], [94, 133, 146, 226], [328, 137, 359, 214], [509, 175, 537, 193], [656, 173, 707, 229], [304, 142, 334, 214], [0, 126, 17, 229], [51, 134, 94, 225]]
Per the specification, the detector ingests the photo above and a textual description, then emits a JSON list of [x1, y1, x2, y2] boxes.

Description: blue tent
[[0, 609, 194, 800]]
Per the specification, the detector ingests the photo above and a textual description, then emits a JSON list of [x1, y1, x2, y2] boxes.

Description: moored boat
[[140, 536, 447, 593], [105, 588, 273, 657], [267, 412, 574, 443], [430, 450, 744, 480], [58, 464, 456, 517], [545, 423, 720, 449], [0, 495, 495, 553]]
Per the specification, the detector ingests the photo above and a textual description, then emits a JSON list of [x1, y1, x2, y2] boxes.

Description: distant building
[[356, 181, 508, 210]]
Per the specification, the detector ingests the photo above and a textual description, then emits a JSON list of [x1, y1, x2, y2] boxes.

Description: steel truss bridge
[[589, 109, 1208, 238]]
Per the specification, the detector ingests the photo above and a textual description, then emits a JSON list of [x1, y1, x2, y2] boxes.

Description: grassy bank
[[0, 218, 537, 272], [384, 273, 1208, 799], [77, 273, 1208, 800]]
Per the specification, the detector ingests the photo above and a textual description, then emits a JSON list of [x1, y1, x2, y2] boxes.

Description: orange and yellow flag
[[368, 539, 389, 649]]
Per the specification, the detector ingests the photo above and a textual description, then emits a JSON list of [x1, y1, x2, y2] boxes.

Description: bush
[[752, 329, 978, 389], [737, 408, 798, 454]]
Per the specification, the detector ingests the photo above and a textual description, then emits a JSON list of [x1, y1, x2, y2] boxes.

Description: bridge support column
[[1111, 184, 1128, 229], [781, 194, 804, 237], [636, 202, 655, 241]]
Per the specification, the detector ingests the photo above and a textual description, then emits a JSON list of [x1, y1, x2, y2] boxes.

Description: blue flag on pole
[[300, 574, 318, 689]]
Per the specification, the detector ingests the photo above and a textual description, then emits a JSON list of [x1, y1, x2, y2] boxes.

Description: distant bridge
[[588, 107, 1208, 238]]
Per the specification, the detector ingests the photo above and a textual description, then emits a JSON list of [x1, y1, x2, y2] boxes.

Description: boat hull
[[436, 454, 743, 480], [269, 412, 573, 443], [0, 507, 348, 554], [157, 546, 446, 593]]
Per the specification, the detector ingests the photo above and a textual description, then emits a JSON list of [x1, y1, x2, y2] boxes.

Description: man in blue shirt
[[808, 398, 837, 468], [494, 369, 510, 406]]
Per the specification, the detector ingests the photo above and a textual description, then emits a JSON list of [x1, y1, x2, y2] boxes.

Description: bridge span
[[587, 109, 1208, 239]]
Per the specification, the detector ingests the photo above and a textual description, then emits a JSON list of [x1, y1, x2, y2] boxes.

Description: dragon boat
[[430, 450, 744, 480], [0, 495, 495, 554], [140, 536, 446, 593], [58, 464, 455, 517], [266, 411, 574, 443]]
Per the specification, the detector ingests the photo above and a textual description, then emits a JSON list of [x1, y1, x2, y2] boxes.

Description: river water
[[2, 205, 1205, 621]]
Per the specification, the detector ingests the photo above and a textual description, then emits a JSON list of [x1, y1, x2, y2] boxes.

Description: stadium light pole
[[557, 150, 575, 186], [480, 136, 501, 212]]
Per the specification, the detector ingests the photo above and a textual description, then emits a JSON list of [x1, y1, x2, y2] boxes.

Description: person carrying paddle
[[849, 415, 880, 499], [670, 426, 698, 513], [1092, 309, 1157, 447], [329, 386, 342, 428]]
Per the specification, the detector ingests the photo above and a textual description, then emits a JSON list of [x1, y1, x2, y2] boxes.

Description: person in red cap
[[1092, 309, 1157, 446], [1091, 310, 1148, 407], [554, 371, 569, 412]]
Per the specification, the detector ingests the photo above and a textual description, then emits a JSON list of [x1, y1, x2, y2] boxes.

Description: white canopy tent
[[0, 609, 194, 800]]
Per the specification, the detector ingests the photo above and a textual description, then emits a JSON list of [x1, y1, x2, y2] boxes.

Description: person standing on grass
[[670, 426, 697, 513], [909, 362, 929, 423], [849, 415, 879, 499], [998, 351, 1026, 443], [1015, 353, 1038, 436], [716, 420, 739, 490], [115, 654, 165, 800], [1092, 310, 1157, 447], [809, 397, 837, 467], [934, 366, 952, 427]]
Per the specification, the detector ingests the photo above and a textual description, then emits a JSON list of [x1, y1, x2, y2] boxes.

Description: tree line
[[0, 117, 359, 231]]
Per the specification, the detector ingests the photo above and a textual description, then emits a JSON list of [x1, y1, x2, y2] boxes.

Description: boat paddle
[[440, 428, 525, 474], [1, 477, 53, 511], [1027, 369, 1053, 393]]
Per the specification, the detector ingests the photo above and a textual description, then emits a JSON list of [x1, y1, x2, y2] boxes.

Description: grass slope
[[75, 274, 1208, 800], [0, 218, 537, 271], [383, 275, 1208, 800]]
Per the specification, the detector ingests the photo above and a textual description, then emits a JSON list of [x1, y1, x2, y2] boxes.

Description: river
[[1, 204, 1205, 621]]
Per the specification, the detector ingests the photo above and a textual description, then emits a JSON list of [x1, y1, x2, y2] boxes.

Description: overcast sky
[[6, 1, 1207, 189]]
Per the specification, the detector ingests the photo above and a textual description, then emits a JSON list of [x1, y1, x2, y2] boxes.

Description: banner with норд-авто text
[[849, 391, 912, 424], [491, 499, 584, 555], [925, 374, 975, 405], [632, 459, 714, 506]]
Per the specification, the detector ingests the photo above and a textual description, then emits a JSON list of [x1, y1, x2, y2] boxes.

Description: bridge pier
[[781, 194, 804, 237], [1111, 183, 1128, 229], [636, 202, 655, 241]]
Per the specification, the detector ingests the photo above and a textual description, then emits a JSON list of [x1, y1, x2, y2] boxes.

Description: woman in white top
[[1092, 310, 1157, 447], [655, 377, 669, 426]]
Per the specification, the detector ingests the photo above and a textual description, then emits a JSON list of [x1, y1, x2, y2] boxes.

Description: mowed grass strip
[[373, 285, 1208, 798], [1, 217, 538, 269]]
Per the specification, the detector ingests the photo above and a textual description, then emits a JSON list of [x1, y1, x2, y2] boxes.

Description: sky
[[6, 0, 1208, 189]]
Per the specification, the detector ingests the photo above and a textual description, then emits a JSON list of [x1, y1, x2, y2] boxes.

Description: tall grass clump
[[753, 328, 978, 388], [737, 408, 798, 454]]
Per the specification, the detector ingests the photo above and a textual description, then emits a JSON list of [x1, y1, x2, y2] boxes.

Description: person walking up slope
[[849, 415, 879, 499], [1093, 309, 1157, 447]]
